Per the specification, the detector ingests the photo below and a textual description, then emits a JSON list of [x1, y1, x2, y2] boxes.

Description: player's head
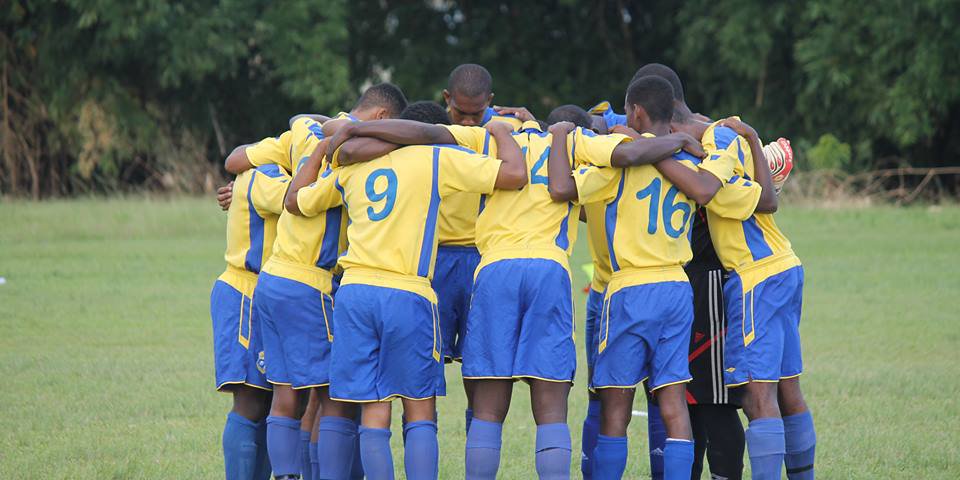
[[400, 101, 451, 125], [352, 82, 408, 121], [442, 63, 494, 126], [630, 63, 685, 103], [624, 76, 675, 133], [547, 105, 593, 130]]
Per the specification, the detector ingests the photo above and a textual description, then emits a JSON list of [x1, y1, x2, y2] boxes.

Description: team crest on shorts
[[257, 351, 266, 374]]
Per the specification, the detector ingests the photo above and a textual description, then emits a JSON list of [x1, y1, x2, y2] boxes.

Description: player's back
[[223, 165, 290, 275], [701, 123, 794, 271]]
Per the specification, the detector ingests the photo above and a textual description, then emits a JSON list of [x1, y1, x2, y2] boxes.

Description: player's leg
[[402, 397, 440, 480], [688, 404, 708, 480], [529, 379, 572, 480], [778, 267, 815, 480], [359, 402, 394, 479], [652, 384, 694, 480], [300, 389, 320, 480], [581, 288, 604, 479], [700, 404, 745, 480], [465, 379, 513, 480], [315, 392, 361, 480], [646, 390, 667, 480], [222, 385, 272, 480], [266, 385, 303, 479], [593, 387, 635, 480]]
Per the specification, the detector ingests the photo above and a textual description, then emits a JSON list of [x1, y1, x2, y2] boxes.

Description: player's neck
[[649, 122, 671, 137]]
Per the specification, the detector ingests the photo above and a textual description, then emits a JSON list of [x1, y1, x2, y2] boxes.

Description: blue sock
[[591, 435, 627, 480], [316, 416, 358, 480], [647, 403, 667, 480], [535, 422, 571, 480], [746, 418, 786, 480], [580, 399, 601, 479], [783, 411, 816, 480], [663, 439, 694, 480], [403, 421, 439, 480], [359, 426, 394, 480], [465, 408, 474, 434], [266, 415, 304, 477], [223, 412, 259, 480], [254, 419, 272, 480], [308, 441, 319, 480], [300, 430, 312, 480], [465, 419, 502, 479]]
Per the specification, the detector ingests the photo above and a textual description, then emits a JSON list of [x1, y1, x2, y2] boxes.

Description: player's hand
[[547, 121, 576, 136], [216, 181, 234, 211], [610, 124, 643, 140], [678, 132, 706, 158], [493, 105, 536, 122], [762, 137, 794, 194], [484, 120, 514, 136], [718, 116, 758, 140]]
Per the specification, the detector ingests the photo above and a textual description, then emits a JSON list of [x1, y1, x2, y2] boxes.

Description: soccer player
[[325, 102, 702, 480], [292, 102, 528, 480], [227, 83, 408, 480], [546, 75, 754, 480], [212, 163, 290, 480], [661, 110, 815, 480], [544, 104, 611, 480], [436, 64, 531, 434]]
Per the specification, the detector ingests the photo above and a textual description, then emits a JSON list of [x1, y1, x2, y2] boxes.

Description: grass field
[[2, 197, 959, 478]]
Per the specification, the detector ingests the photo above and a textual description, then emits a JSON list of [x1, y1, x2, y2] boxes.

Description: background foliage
[[2, 0, 959, 197]]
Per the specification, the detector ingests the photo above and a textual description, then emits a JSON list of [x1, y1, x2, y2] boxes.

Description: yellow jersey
[[256, 115, 350, 294], [574, 133, 743, 290], [583, 202, 613, 293], [445, 122, 629, 272], [699, 122, 797, 275], [219, 164, 291, 293], [437, 110, 523, 246], [297, 144, 503, 301]]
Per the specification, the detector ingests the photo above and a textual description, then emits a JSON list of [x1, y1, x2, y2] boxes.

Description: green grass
[[1, 197, 959, 478]]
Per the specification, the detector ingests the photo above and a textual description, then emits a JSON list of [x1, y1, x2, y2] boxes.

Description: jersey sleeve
[[697, 143, 740, 184], [706, 176, 762, 221], [296, 166, 343, 217], [438, 147, 503, 196], [570, 128, 631, 168], [572, 165, 621, 205], [291, 117, 325, 144], [246, 131, 294, 172], [249, 165, 292, 215], [444, 125, 494, 155]]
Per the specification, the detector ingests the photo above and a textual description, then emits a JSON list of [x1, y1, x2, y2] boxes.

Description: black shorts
[[685, 268, 742, 406]]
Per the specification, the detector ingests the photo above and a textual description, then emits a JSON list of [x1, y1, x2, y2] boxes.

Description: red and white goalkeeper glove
[[762, 137, 794, 194]]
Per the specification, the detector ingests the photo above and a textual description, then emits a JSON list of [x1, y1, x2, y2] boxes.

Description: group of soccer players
[[209, 62, 816, 480]]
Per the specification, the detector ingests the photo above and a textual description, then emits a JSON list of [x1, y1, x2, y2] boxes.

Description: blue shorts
[[329, 284, 445, 402], [210, 280, 270, 391], [591, 281, 693, 391], [433, 246, 481, 361], [584, 288, 605, 370], [255, 272, 334, 389], [462, 258, 577, 382], [724, 265, 805, 386]]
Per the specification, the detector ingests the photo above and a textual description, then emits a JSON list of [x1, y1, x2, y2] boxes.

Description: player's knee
[[742, 382, 780, 419], [777, 378, 808, 416]]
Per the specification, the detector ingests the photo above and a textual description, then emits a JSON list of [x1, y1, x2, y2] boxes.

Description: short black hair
[[547, 105, 592, 129], [354, 82, 408, 118], [626, 76, 675, 124], [400, 101, 450, 125], [447, 64, 493, 98], [630, 63, 685, 103]]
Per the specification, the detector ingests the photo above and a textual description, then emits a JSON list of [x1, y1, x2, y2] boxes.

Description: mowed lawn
[[1, 197, 958, 479]]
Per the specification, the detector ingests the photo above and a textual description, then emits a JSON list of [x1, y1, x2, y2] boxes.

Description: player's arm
[[546, 121, 579, 202], [326, 120, 457, 163], [608, 131, 705, 168], [224, 144, 255, 174], [249, 167, 292, 215], [719, 117, 778, 213], [284, 138, 330, 215], [486, 121, 526, 189], [289, 114, 330, 127], [652, 159, 725, 206]]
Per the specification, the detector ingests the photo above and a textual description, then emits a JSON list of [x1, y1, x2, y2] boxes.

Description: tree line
[[2, 0, 958, 198]]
